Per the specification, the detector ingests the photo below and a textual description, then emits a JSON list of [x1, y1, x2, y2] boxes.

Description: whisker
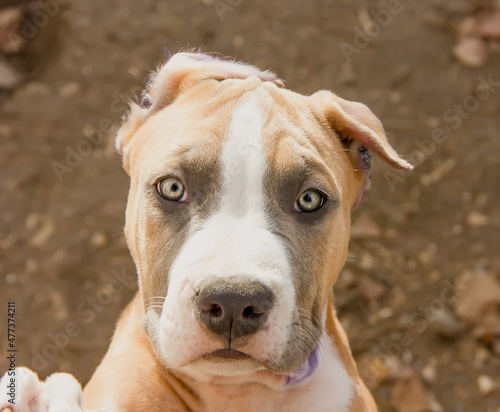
[[292, 323, 317, 352], [292, 322, 318, 341], [294, 325, 326, 364], [346, 256, 376, 265], [294, 308, 326, 363], [295, 336, 314, 352], [292, 342, 308, 359], [146, 308, 161, 328], [297, 308, 322, 328], [145, 296, 166, 302]]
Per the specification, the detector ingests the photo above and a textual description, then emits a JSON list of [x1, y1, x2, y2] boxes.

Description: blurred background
[[1, 0, 499, 411]]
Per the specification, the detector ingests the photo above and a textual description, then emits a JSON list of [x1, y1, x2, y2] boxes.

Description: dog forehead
[[130, 79, 335, 188]]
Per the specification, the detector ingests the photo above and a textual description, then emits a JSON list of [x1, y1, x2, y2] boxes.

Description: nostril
[[195, 277, 275, 339], [242, 306, 263, 319], [203, 304, 223, 318]]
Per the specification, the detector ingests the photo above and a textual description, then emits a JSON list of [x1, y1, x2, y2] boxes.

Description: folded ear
[[311, 90, 413, 170], [116, 52, 283, 173], [310, 90, 413, 209]]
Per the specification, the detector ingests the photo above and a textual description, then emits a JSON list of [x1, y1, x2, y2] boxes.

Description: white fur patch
[[157, 92, 295, 375], [281, 334, 354, 412], [0, 367, 92, 412]]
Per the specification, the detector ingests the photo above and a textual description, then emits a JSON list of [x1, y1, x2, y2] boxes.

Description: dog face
[[116, 53, 412, 378]]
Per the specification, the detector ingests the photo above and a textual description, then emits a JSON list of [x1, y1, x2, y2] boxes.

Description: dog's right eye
[[294, 189, 325, 213], [157, 177, 188, 202]]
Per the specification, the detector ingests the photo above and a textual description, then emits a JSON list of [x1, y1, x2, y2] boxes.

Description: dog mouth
[[202, 348, 253, 362], [195, 345, 320, 385]]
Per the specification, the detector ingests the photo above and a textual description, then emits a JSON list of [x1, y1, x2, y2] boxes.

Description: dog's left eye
[[157, 177, 188, 202], [294, 189, 325, 213]]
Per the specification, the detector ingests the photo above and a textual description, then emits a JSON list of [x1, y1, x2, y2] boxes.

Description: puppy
[[1, 52, 412, 412]]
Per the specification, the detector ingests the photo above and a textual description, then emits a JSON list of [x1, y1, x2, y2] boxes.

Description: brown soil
[[1, 1, 499, 411]]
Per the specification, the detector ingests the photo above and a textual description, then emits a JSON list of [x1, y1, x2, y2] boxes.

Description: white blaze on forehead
[[157, 90, 296, 371], [221, 93, 267, 217]]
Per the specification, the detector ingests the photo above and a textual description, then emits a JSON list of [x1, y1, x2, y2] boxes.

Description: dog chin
[[189, 356, 265, 377]]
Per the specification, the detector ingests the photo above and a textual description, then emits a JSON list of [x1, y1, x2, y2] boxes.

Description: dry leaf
[[466, 211, 489, 227], [454, 272, 500, 323], [357, 354, 401, 390], [452, 37, 488, 67], [0, 56, 22, 89], [392, 367, 432, 412], [30, 219, 55, 249], [420, 158, 457, 186], [477, 374, 497, 395]]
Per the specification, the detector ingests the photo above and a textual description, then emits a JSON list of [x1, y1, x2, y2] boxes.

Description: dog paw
[[0, 367, 91, 412]]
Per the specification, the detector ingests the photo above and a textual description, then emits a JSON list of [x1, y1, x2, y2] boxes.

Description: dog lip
[[204, 348, 251, 361]]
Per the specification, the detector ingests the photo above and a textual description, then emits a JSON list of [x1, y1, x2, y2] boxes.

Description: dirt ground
[[1, 0, 499, 411]]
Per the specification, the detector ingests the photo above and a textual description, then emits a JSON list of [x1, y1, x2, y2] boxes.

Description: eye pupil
[[157, 178, 186, 202], [296, 189, 324, 213]]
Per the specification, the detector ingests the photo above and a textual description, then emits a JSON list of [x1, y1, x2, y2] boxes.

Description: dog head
[[116, 52, 412, 381]]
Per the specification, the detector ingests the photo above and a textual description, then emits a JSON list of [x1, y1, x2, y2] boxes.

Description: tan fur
[[82, 53, 411, 411]]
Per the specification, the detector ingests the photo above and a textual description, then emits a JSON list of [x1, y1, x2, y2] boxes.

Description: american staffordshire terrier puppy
[[1, 52, 412, 412]]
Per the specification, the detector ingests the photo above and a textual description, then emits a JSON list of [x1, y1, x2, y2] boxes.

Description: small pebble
[[477, 374, 496, 395], [90, 231, 108, 249], [452, 37, 487, 68], [466, 211, 489, 228], [5, 273, 17, 284], [58, 82, 82, 100]]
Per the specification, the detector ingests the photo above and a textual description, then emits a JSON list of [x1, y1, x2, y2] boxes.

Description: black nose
[[195, 277, 275, 342]]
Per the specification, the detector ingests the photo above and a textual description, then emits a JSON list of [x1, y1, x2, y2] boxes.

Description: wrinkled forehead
[[129, 79, 342, 194]]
